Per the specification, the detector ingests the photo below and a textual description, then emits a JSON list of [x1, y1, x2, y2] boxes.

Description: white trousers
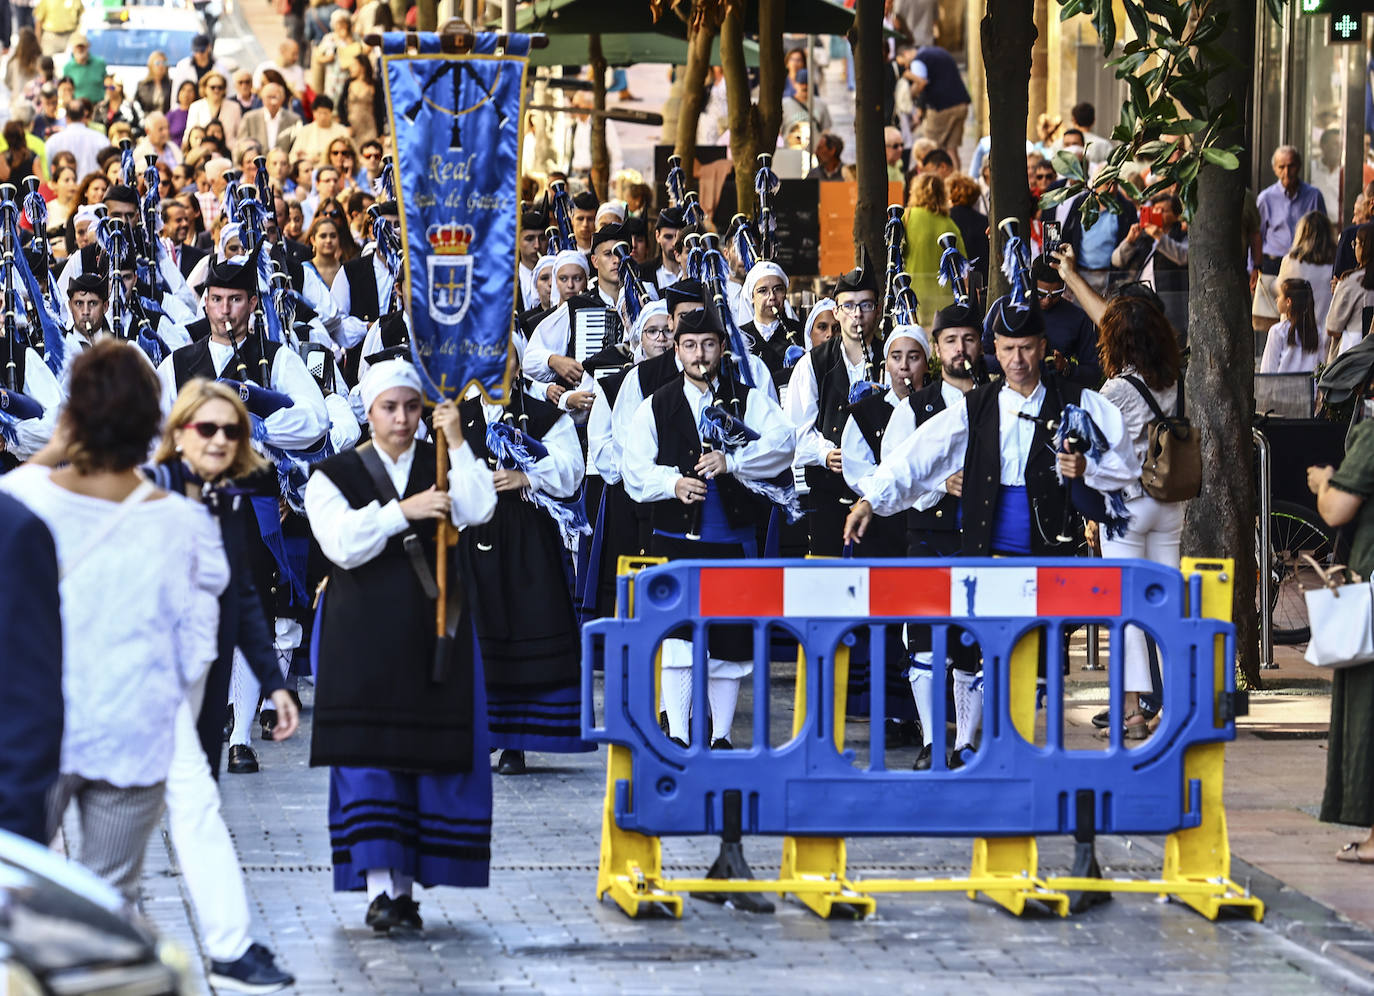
[[1099, 493, 1185, 695], [165, 675, 253, 964]]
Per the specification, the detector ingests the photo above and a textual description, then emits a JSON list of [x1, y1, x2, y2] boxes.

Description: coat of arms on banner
[[426, 222, 475, 325]]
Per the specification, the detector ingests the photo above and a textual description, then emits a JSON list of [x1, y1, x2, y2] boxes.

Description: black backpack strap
[[1122, 374, 1169, 420]]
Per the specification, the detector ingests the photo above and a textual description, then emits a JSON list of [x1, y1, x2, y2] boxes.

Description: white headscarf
[[528, 253, 557, 308], [630, 299, 669, 361], [884, 323, 930, 359], [551, 249, 590, 306], [804, 296, 837, 344], [360, 356, 423, 412], [217, 223, 243, 258], [741, 260, 788, 324]]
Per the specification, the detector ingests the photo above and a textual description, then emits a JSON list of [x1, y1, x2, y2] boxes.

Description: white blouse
[[0, 467, 228, 787]]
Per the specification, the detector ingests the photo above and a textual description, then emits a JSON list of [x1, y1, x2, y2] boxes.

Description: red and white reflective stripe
[[697, 565, 1122, 618]]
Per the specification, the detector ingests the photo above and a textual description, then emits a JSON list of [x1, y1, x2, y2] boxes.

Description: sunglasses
[[330, 149, 354, 158], [183, 420, 244, 440], [1035, 288, 1064, 299]]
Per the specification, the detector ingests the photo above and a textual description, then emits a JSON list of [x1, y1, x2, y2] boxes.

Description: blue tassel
[[1001, 235, 1032, 312], [486, 420, 590, 544], [4, 200, 63, 375], [784, 344, 805, 368], [618, 255, 643, 327], [937, 243, 969, 305], [733, 225, 758, 272], [702, 245, 756, 389], [1053, 403, 1132, 540], [666, 160, 685, 208], [697, 405, 804, 523], [848, 380, 883, 405], [120, 144, 135, 186]]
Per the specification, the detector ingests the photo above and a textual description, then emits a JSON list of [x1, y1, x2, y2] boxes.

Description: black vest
[[903, 379, 961, 535], [804, 335, 879, 499], [959, 375, 1083, 556], [741, 317, 804, 389], [647, 375, 768, 534], [308, 441, 474, 772], [460, 391, 564, 473], [171, 333, 282, 389], [342, 254, 380, 324], [847, 391, 910, 554]]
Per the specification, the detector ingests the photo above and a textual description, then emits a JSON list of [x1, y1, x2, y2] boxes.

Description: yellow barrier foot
[[780, 836, 877, 919], [601, 863, 685, 919], [969, 837, 1070, 917], [597, 746, 684, 918]]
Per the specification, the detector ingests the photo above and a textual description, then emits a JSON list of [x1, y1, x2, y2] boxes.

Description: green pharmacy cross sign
[[1331, 10, 1364, 41]]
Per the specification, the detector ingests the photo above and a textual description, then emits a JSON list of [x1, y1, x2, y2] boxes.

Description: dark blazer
[[197, 488, 285, 776], [0, 494, 62, 843], [178, 243, 208, 280]]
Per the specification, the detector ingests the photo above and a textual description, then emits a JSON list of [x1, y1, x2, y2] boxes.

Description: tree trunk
[[981, 0, 1036, 302], [1183, 0, 1259, 687], [851, 0, 884, 270], [674, 10, 716, 183], [719, 5, 758, 218], [755, 0, 784, 157], [589, 33, 609, 202]]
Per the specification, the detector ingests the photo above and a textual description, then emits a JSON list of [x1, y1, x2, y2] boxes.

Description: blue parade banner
[[380, 32, 531, 403]]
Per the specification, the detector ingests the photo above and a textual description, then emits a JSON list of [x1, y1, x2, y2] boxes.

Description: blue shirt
[[1257, 180, 1327, 258], [1079, 211, 1117, 270]]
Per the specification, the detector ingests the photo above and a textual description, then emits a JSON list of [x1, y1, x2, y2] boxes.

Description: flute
[[226, 320, 249, 381]]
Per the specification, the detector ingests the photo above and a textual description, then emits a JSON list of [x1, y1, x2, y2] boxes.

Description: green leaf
[[1093, 0, 1116, 54], [1201, 146, 1239, 170], [1263, 0, 1285, 25], [1039, 182, 1083, 211], [1163, 117, 1207, 135], [1053, 149, 1089, 181], [1119, 177, 1143, 201], [1124, 1, 1151, 41]]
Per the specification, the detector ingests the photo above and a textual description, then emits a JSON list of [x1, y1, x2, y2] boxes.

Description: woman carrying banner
[[304, 356, 497, 933]]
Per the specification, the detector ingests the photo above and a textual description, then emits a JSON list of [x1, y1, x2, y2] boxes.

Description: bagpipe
[[547, 177, 576, 253], [484, 388, 590, 545], [753, 153, 779, 263], [883, 203, 905, 323], [0, 181, 66, 383]]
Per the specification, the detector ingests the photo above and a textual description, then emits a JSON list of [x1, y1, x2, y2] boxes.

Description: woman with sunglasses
[[144, 378, 298, 992], [326, 138, 363, 192], [187, 71, 242, 146]]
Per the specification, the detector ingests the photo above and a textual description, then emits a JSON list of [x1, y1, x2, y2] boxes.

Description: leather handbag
[[1123, 375, 1201, 502]]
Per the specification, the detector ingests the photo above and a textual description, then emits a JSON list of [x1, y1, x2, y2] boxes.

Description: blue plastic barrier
[[581, 557, 1262, 921]]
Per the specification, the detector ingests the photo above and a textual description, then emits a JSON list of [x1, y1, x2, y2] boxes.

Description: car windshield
[[84, 27, 198, 66]]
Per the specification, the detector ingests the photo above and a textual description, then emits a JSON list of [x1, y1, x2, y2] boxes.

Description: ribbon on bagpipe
[[665, 155, 686, 208], [999, 223, 1033, 312], [1052, 403, 1132, 540], [120, 143, 136, 187], [5, 192, 63, 375], [248, 413, 333, 518], [684, 234, 704, 281], [380, 29, 530, 403], [697, 404, 803, 522], [0, 384, 42, 448], [732, 218, 758, 273], [682, 191, 703, 229], [700, 241, 756, 389], [378, 156, 397, 200], [937, 238, 972, 306], [548, 181, 576, 253], [847, 381, 885, 405], [140, 155, 173, 300], [754, 154, 779, 261], [485, 419, 590, 545]]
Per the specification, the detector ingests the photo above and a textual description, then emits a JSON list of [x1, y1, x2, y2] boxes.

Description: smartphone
[[1042, 220, 1062, 261], [1138, 203, 1161, 229]]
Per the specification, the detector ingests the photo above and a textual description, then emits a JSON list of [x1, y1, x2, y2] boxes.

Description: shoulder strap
[[1122, 374, 1171, 421], [59, 479, 157, 582], [353, 443, 439, 598], [355, 441, 401, 503]]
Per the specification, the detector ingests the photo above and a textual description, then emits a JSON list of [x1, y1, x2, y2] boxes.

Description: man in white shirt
[[44, 99, 106, 178]]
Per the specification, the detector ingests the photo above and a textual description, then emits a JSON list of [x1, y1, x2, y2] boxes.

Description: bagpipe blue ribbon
[[2, 200, 64, 376], [0, 385, 42, 448], [485, 419, 590, 544], [249, 414, 333, 517], [1052, 403, 1132, 540], [1001, 234, 1032, 312], [847, 380, 884, 405], [701, 247, 756, 389], [697, 404, 803, 522]]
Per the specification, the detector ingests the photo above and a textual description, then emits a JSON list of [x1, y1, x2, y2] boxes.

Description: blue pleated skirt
[[487, 681, 597, 754], [327, 636, 493, 892]]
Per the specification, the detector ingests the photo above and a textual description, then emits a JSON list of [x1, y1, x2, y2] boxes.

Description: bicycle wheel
[[1265, 501, 1335, 645]]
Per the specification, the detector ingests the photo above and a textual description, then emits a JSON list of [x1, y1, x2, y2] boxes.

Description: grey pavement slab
[[130, 676, 1374, 995]]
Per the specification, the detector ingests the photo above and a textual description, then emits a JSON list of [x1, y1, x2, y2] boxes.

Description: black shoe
[[259, 709, 277, 739], [912, 743, 933, 771], [669, 736, 688, 748], [208, 941, 295, 993], [947, 744, 975, 770], [496, 749, 526, 775], [659, 710, 670, 734], [222, 705, 233, 743], [1091, 709, 1110, 729], [710, 738, 733, 750], [227, 745, 259, 774], [365, 894, 398, 933], [391, 895, 424, 930]]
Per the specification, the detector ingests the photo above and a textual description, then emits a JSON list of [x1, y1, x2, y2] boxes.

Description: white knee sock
[[227, 651, 259, 748], [365, 868, 392, 901], [707, 674, 741, 743], [953, 669, 983, 749], [661, 667, 693, 742], [392, 871, 413, 898], [908, 656, 934, 748]]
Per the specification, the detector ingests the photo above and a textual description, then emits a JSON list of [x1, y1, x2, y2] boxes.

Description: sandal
[[1336, 842, 1374, 864], [1096, 709, 1150, 741]]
